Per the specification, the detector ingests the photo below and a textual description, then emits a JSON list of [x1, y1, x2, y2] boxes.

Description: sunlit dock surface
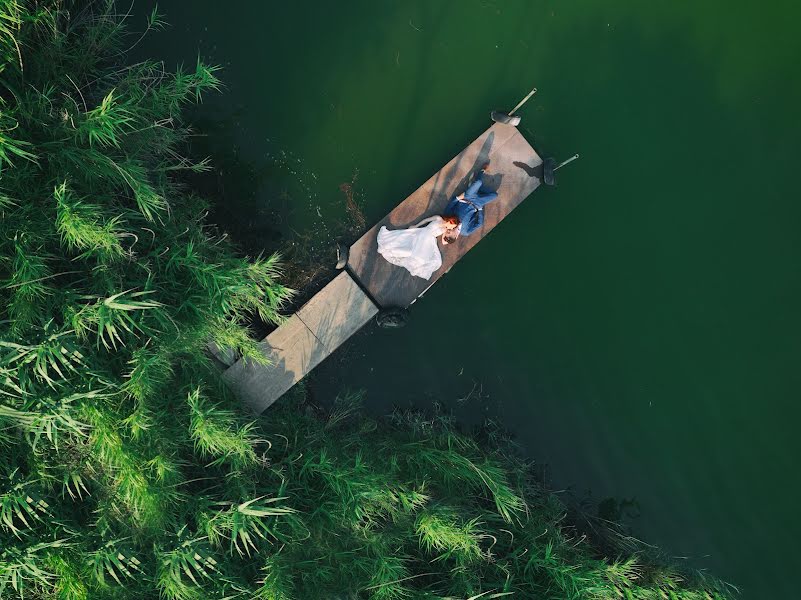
[[223, 122, 543, 413]]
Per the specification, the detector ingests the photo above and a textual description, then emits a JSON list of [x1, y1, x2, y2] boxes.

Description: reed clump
[[0, 1, 292, 596], [0, 2, 733, 599]]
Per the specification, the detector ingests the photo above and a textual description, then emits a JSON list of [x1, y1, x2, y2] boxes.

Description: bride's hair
[[442, 215, 460, 226]]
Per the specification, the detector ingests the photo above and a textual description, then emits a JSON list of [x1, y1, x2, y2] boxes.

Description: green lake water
[[139, 1, 801, 595]]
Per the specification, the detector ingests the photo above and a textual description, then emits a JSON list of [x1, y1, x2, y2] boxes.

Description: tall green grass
[[0, 2, 734, 599], [243, 390, 735, 600], [0, 1, 290, 597]]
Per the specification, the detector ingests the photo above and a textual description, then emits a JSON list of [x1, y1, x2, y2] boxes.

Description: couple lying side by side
[[377, 164, 498, 279]]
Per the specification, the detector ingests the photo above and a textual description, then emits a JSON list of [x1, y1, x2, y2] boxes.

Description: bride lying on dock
[[376, 214, 460, 280], [377, 163, 499, 280]]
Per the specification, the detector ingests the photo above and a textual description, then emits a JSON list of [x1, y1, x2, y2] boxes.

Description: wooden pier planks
[[346, 122, 543, 309], [222, 271, 378, 413]]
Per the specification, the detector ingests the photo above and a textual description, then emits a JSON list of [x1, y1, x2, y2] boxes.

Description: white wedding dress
[[377, 216, 448, 280]]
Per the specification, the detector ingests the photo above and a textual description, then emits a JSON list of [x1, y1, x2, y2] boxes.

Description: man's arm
[[462, 179, 483, 200], [444, 197, 461, 215], [413, 216, 438, 228]]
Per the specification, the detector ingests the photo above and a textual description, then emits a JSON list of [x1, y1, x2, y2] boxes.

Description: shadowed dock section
[[347, 122, 542, 308], [224, 122, 543, 412], [222, 272, 378, 412]]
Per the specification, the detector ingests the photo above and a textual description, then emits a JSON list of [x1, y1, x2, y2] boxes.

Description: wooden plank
[[295, 271, 378, 351], [207, 342, 237, 367], [222, 272, 378, 413], [347, 123, 542, 308], [222, 315, 324, 413]]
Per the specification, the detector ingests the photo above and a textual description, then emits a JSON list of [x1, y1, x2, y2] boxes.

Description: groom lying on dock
[[442, 162, 498, 244]]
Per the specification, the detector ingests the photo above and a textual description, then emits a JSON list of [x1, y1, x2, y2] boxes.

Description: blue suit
[[443, 171, 499, 236]]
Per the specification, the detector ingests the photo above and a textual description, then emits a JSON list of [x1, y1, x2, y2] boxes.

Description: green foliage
[[89, 539, 143, 585], [0, 469, 49, 538], [0, 1, 290, 598], [187, 387, 262, 469], [238, 395, 733, 599], [415, 508, 484, 565], [54, 182, 124, 259], [0, 2, 733, 599]]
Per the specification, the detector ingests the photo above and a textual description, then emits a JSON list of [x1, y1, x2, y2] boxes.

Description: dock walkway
[[223, 122, 543, 413]]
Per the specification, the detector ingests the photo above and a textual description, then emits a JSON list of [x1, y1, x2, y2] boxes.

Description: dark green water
[[140, 1, 801, 595]]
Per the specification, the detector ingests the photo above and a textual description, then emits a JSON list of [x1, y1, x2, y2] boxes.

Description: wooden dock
[[222, 271, 379, 413], [223, 122, 543, 412], [348, 123, 542, 308]]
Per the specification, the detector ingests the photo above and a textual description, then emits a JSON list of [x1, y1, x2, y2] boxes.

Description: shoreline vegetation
[[0, 2, 733, 598]]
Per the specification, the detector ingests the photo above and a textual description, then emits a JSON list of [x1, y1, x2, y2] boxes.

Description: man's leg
[[463, 173, 484, 200], [467, 164, 499, 199], [473, 190, 498, 205], [466, 173, 499, 206]]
